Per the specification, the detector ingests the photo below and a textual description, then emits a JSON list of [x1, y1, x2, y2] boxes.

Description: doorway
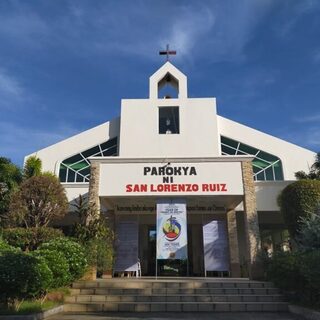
[[145, 224, 206, 277], [147, 226, 156, 276]]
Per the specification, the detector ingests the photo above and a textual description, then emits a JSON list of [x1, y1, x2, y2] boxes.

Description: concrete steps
[[64, 278, 288, 313], [66, 294, 285, 303]]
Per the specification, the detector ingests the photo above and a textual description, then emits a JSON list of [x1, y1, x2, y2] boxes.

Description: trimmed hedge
[[265, 251, 304, 291], [0, 252, 53, 306], [0, 238, 20, 255], [2, 227, 63, 251], [40, 237, 87, 281], [299, 250, 320, 305], [278, 180, 320, 238], [32, 249, 70, 288], [266, 250, 320, 307]]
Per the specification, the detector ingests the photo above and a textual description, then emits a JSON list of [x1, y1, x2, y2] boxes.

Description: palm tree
[[23, 156, 42, 179], [295, 152, 320, 180]]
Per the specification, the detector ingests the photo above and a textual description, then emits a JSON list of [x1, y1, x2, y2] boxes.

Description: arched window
[[220, 136, 283, 181], [59, 137, 118, 183]]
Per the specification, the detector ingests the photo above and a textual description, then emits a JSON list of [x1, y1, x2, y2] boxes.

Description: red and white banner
[[99, 161, 244, 196]]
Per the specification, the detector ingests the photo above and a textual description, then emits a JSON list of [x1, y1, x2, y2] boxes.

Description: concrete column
[[227, 210, 241, 277], [87, 161, 101, 222], [241, 161, 261, 279]]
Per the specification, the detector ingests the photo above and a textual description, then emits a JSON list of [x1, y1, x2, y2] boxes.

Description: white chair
[[136, 259, 141, 278]]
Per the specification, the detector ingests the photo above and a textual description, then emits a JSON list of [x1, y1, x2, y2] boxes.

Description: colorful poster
[[203, 220, 229, 272], [156, 200, 187, 260]]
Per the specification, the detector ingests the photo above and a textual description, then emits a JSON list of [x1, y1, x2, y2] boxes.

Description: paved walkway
[[48, 312, 299, 320]]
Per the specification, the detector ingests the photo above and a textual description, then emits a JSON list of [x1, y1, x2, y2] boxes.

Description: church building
[[26, 61, 316, 278]]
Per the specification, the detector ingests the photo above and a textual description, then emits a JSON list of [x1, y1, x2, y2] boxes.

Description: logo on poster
[[162, 215, 181, 241]]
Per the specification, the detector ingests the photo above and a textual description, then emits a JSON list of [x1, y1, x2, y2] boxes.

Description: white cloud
[[155, 1, 275, 64], [0, 10, 49, 48], [0, 68, 38, 110], [159, 5, 215, 59], [0, 69, 27, 109], [0, 70, 23, 98], [0, 1, 275, 64], [276, 0, 320, 38], [313, 49, 320, 63], [296, 126, 320, 149], [277, 125, 320, 151], [0, 121, 79, 165], [294, 113, 320, 123]]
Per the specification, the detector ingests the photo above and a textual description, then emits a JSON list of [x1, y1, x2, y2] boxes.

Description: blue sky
[[0, 0, 319, 166]]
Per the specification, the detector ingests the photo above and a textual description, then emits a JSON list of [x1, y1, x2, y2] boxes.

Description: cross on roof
[[159, 44, 176, 61]]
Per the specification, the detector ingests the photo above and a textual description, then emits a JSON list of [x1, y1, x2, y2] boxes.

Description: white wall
[[218, 116, 316, 179], [63, 184, 89, 204], [119, 98, 220, 157], [234, 181, 292, 212], [25, 117, 120, 174], [255, 181, 292, 211]]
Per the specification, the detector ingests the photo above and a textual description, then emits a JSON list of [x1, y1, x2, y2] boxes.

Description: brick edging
[[289, 304, 320, 320], [0, 305, 64, 320]]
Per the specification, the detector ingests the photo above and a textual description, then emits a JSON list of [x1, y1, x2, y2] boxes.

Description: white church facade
[[26, 62, 316, 278]]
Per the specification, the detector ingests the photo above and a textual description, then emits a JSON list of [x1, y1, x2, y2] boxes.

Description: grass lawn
[[0, 287, 69, 315], [0, 300, 60, 315]]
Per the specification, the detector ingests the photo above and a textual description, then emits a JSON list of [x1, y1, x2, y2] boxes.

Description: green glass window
[[59, 137, 118, 183], [220, 136, 284, 181]]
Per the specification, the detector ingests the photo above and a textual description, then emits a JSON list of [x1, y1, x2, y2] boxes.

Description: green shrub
[[298, 250, 320, 306], [0, 252, 53, 306], [278, 180, 320, 238], [266, 251, 304, 291], [40, 237, 87, 281], [81, 238, 114, 276], [97, 240, 114, 276], [32, 249, 70, 288], [297, 212, 320, 250], [73, 215, 114, 275], [0, 238, 20, 255], [265, 250, 320, 307], [2, 227, 63, 251]]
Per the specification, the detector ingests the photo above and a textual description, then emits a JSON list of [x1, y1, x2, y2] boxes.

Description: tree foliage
[[296, 210, 320, 250], [72, 196, 114, 272], [278, 180, 320, 239], [2, 227, 63, 251], [23, 156, 42, 179], [72, 194, 90, 225], [8, 175, 68, 228], [295, 152, 320, 180], [0, 158, 22, 224]]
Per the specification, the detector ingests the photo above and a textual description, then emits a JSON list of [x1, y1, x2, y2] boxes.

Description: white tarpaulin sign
[[114, 221, 138, 272], [203, 220, 229, 272], [99, 161, 244, 196], [156, 200, 187, 260]]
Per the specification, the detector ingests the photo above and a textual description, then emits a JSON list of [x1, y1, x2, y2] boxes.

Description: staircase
[[65, 278, 288, 313]]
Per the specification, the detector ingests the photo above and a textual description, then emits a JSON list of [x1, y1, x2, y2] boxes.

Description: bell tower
[[149, 62, 188, 100], [118, 61, 220, 158]]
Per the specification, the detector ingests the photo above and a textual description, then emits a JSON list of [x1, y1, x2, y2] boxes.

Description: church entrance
[[137, 216, 227, 277], [112, 199, 237, 278]]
